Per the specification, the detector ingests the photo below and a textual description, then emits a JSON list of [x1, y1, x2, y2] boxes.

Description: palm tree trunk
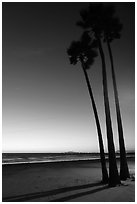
[[106, 38, 130, 180], [96, 35, 121, 186], [80, 57, 109, 184]]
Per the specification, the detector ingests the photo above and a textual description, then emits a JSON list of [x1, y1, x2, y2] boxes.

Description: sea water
[[2, 152, 134, 165], [2, 153, 101, 165]]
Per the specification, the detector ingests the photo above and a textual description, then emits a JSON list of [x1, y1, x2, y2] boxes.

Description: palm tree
[[102, 4, 130, 180], [77, 3, 121, 186], [67, 32, 108, 183]]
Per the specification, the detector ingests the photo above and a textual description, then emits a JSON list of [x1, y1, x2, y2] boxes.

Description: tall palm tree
[[67, 32, 108, 183], [102, 5, 130, 180], [77, 3, 121, 186]]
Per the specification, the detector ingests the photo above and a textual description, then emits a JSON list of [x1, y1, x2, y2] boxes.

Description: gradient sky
[[2, 2, 135, 153]]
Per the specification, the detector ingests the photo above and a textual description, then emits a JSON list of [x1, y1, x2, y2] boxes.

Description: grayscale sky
[[2, 2, 135, 152]]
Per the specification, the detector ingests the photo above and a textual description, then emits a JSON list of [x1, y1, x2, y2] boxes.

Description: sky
[[2, 2, 135, 153]]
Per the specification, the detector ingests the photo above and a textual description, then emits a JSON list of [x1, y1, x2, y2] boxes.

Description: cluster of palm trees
[[67, 3, 130, 187]]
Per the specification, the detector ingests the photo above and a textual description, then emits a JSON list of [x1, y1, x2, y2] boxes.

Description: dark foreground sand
[[2, 157, 135, 202]]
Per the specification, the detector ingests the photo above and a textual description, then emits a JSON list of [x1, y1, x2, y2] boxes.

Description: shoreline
[[2, 155, 135, 166], [2, 157, 101, 166]]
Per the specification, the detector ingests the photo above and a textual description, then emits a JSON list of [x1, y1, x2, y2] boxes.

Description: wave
[[2, 156, 101, 165], [2, 153, 134, 166]]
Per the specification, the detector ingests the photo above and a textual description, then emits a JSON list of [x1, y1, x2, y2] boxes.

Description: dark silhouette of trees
[[102, 5, 130, 180], [77, 3, 121, 186], [67, 32, 109, 183]]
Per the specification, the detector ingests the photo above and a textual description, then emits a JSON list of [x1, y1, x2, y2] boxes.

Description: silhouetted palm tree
[[67, 32, 108, 183], [102, 5, 130, 181], [77, 3, 121, 186]]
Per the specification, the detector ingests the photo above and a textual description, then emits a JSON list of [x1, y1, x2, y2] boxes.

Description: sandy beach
[[2, 157, 135, 202]]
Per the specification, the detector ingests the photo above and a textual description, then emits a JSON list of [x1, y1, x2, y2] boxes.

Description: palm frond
[[67, 32, 98, 69]]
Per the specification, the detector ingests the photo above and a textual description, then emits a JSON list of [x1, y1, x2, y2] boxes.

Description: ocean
[[2, 153, 102, 165], [2, 152, 134, 165]]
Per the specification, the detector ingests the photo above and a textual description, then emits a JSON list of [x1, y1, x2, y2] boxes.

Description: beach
[[2, 157, 135, 202]]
